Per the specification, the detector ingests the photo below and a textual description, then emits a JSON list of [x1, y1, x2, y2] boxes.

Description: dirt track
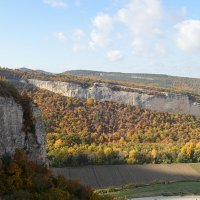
[[52, 164, 200, 189]]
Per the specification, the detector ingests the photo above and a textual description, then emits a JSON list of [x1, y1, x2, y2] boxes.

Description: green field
[[106, 181, 200, 199]]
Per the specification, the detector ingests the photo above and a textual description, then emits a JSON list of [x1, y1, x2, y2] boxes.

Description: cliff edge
[[0, 88, 46, 164], [28, 79, 200, 116]]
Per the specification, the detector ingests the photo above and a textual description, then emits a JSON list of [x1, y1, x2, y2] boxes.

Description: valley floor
[[52, 163, 200, 189]]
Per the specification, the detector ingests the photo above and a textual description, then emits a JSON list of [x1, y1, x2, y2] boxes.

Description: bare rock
[[0, 96, 46, 164], [28, 79, 200, 116]]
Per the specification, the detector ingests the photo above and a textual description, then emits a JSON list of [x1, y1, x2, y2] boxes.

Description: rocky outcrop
[[28, 79, 200, 116], [0, 96, 46, 164]]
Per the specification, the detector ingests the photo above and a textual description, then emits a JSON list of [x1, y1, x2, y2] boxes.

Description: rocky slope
[[28, 79, 200, 116], [0, 96, 46, 164]]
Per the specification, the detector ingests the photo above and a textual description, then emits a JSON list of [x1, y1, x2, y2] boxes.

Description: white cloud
[[106, 50, 123, 62], [117, 0, 163, 36], [73, 43, 87, 52], [43, 0, 67, 8], [89, 31, 110, 48], [116, 0, 166, 57], [92, 14, 113, 30], [73, 29, 85, 40], [131, 38, 167, 57], [89, 14, 113, 48], [175, 20, 200, 53], [55, 32, 67, 41]]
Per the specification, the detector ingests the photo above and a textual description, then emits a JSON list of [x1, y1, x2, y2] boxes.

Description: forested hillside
[[0, 149, 112, 200], [1, 67, 200, 167], [23, 87, 200, 167]]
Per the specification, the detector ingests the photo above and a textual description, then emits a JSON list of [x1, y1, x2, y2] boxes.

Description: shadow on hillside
[[52, 164, 200, 189]]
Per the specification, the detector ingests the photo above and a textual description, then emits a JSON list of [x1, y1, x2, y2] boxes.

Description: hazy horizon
[[2, 66, 200, 79]]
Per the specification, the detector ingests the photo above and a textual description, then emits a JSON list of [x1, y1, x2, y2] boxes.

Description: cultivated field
[[52, 164, 200, 189]]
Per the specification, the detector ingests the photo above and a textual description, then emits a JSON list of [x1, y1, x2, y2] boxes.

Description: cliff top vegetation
[[1, 67, 200, 102]]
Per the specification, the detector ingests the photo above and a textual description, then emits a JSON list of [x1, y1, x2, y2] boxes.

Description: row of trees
[[47, 139, 200, 167]]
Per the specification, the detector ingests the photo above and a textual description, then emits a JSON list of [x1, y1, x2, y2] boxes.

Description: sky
[[0, 0, 200, 78]]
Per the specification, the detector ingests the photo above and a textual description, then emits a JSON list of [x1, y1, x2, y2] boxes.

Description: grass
[[106, 181, 200, 199]]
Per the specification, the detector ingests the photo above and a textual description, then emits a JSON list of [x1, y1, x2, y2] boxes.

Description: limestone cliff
[[0, 96, 46, 164], [28, 79, 200, 116]]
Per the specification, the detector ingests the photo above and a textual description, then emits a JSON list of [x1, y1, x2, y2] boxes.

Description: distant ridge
[[19, 67, 53, 75], [2, 67, 200, 96], [65, 69, 171, 77], [64, 69, 200, 89]]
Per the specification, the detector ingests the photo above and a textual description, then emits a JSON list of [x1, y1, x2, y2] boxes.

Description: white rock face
[[0, 96, 46, 164], [28, 79, 200, 116], [26, 103, 46, 164]]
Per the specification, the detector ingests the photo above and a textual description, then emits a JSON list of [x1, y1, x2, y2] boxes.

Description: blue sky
[[0, 0, 200, 77]]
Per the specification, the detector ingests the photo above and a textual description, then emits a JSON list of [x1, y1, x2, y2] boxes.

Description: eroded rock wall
[[0, 96, 46, 164], [28, 79, 200, 116]]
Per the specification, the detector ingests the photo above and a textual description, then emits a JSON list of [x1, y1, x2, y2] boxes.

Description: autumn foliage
[[1, 68, 200, 166], [23, 87, 200, 166], [0, 149, 113, 200]]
